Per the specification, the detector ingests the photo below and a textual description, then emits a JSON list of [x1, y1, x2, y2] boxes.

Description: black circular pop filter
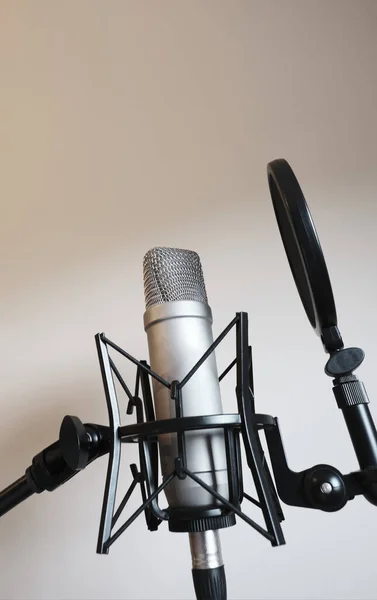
[[267, 159, 339, 347]]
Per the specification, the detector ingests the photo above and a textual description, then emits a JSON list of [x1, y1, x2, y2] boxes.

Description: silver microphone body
[[143, 247, 227, 600], [143, 299, 228, 507]]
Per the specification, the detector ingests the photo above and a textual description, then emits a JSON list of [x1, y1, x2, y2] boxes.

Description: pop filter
[[266, 159, 377, 500], [267, 159, 343, 354]]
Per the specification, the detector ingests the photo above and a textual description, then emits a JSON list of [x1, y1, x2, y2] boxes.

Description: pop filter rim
[[267, 158, 338, 342]]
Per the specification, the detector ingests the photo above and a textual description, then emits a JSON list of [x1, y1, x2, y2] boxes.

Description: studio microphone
[[143, 247, 228, 600], [3, 158, 377, 600]]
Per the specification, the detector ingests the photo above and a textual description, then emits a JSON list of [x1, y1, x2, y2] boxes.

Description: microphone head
[[143, 247, 208, 309]]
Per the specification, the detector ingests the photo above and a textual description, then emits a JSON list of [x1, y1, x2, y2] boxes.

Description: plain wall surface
[[1, 1, 377, 599]]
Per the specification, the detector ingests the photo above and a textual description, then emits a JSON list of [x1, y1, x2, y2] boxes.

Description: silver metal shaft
[[189, 530, 224, 570]]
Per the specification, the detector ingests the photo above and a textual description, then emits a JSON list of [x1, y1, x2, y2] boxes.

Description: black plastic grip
[[342, 403, 377, 469], [333, 378, 369, 409], [192, 566, 227, 600]]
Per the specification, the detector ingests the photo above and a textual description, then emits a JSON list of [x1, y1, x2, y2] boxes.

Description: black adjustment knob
[[59, 415, 91, 471], [325, 347, 365, 377], [304, 465, 348, 512]]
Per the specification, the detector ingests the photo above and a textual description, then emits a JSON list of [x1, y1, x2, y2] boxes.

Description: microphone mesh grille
[[143, 247, 208, 309]]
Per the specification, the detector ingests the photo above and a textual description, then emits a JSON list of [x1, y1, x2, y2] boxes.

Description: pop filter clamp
[[1, 160, 377, 600]]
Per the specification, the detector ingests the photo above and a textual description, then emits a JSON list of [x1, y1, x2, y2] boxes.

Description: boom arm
[[0, 417, 109, 518]]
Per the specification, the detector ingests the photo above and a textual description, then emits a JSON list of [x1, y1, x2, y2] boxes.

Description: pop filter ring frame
[[267, 159, 343, 353]]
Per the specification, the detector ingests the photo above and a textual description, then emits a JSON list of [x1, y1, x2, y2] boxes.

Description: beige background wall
[[1, 1, 377, 599]]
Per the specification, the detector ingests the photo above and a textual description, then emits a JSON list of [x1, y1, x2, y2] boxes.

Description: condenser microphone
[[3, 158, 377, 600], [143, 247, 228, 600]]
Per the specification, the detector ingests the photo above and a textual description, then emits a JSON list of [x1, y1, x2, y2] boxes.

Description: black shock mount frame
[[95, 311, 285, 554], [93, 310, 377, 556]]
